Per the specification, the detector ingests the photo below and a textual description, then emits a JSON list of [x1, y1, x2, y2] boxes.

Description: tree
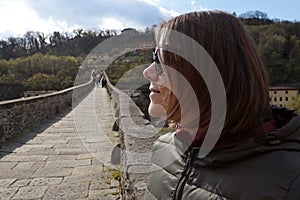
[[239, 10, 268, 20], [26, 73, 57, 90], [73, 28, 83, 38], [0, 73, 24, 100], [0, 59, 8, 76], [24, 31, 40, 54], [287, 95, 300, 113], [287, 35, 300, 82], [258, 26, 290, 84], [50, 31, 63, 46], [239, 10, 272, 25], [38, 32, 47, 52], [260, 34, 288, 84]]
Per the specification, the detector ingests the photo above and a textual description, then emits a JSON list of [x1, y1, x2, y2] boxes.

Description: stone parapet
[[0, 78, 94, 141], [104, 73, 159, 200]]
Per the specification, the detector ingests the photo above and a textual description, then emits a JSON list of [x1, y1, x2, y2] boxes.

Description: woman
[[143, 10, 300, 200]]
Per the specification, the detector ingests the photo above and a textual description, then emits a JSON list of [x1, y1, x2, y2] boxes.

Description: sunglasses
[[152, 49, 164, 75]]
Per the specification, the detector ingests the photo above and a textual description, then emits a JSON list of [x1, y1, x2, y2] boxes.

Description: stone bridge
[[0, 74, 158, 200]]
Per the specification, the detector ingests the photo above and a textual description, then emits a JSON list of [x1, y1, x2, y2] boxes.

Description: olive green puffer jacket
[[144, 109, 300, 200]]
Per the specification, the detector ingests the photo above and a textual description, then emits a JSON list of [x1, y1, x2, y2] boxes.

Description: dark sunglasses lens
[[152, 52, 160, 64]]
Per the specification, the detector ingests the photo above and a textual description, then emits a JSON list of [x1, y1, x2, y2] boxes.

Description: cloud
[[0, 0, 175, 37], [0, 0, 76, 37], [26, 0, 169, 29], [139, 0, 176, 15]]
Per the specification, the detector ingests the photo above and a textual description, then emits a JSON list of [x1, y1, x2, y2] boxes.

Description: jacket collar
[[175, 108, 300, 167]]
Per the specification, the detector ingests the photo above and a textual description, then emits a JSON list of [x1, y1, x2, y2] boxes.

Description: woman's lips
[[149, 88, 161, 98], [150, 88, 160, 93]]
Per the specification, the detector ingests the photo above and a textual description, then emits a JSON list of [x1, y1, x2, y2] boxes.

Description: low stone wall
[[104, 73, 159, 200], [0, 78, 94, 141]]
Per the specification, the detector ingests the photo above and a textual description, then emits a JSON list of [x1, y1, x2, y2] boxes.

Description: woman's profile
[[143, 10, 300, 200]]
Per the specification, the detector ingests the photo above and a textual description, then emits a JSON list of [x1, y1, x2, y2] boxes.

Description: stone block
[[0, 188, 18, 199], [30, 177, 63, 186], [32, 167, 73, 178], [12, 186, 48, 199], [43, 182, 89, 200]]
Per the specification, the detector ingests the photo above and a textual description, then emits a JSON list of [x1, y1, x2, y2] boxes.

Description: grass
[[99, 164, 121, 197], [111, 168, 121, 181], [158, 126, 176, 135], [101, 191, 120, 196]]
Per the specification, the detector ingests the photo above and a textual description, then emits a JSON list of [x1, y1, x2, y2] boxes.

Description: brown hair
[[157, 10, 270, 138]]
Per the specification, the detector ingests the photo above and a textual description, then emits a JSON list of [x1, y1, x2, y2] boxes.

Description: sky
[[0, 0, 300, 38]]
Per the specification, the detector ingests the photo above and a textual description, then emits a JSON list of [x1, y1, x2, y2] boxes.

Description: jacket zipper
[[173, 148, 198, 200]]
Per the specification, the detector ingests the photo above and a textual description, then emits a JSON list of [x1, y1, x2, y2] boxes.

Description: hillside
[[1, 14, 300, 101]]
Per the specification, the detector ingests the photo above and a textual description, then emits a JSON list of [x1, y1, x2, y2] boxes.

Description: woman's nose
[[143, 63, 158, 81]]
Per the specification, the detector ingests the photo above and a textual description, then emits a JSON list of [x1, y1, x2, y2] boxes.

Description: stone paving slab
[[43, 182, 89, 200], [0, 87, 120, 200], [0, 179, 16, 188], [29, 178, 63, 186], [12, 186, 48, 199], [0, 188, 19, 199]]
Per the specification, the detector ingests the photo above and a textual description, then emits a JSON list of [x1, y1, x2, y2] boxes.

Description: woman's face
[[143, 53, 169, 117]]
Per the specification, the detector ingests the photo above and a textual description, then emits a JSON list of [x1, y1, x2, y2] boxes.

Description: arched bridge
[[0, 75, 158, 200]]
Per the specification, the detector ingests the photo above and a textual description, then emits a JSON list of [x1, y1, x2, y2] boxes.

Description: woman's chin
[[148, 103, 167, 118]]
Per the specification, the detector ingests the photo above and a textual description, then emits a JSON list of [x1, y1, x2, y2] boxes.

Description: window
[[279, 97, 282, 101], [286, 97, 288, 101], [274, 97, 277, 101], [285, 91, 288, 94], [274, 91, 277, 94]]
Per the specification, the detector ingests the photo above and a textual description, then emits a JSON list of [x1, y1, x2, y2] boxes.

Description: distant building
[[269, 87, 299, 107]]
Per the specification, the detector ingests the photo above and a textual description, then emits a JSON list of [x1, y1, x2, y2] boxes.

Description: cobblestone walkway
[[0, 87, 120, 200]]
